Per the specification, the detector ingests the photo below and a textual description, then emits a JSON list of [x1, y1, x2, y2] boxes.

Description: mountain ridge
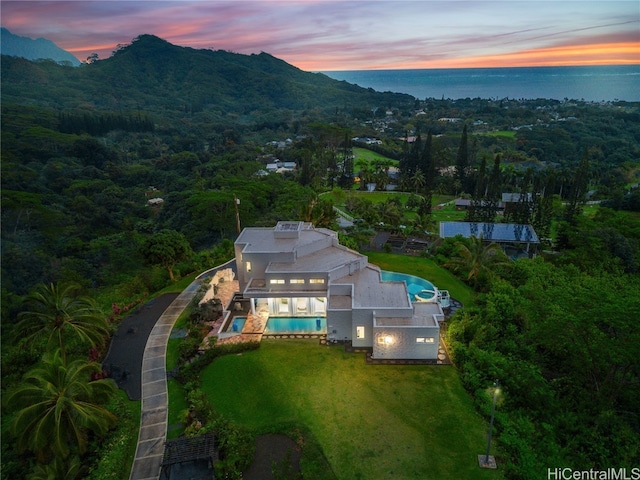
[[1, 33, 414, 117], [1, 27, 81, 66]]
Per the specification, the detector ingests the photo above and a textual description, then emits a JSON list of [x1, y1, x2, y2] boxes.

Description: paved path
[[128, 280, 201, 480]]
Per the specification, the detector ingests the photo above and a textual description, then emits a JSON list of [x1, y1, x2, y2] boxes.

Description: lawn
[[364, 251, 475, 307], [324, 188, 465, 228], [201, 340, 501, 480], [353, 146, 398, 166]]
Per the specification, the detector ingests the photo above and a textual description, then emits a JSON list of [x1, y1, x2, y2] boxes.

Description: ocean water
[[322, 65, 640, 102]]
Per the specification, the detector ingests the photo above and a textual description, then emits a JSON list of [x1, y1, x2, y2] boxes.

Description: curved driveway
[[128, 279, 200, 480], [128, 259, 236, 480]]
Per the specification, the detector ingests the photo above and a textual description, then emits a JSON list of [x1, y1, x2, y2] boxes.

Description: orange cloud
[[443, 42, 640, 69], [348, 42, 639, 71]]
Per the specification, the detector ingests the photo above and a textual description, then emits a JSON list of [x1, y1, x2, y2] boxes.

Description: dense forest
[[2, 34, 639, 479]]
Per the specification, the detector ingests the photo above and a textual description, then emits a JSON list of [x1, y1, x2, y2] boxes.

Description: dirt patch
[[243, 434, 302, 480]]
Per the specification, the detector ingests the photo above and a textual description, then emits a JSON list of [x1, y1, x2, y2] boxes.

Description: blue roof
[[439, 221, 539, 244]]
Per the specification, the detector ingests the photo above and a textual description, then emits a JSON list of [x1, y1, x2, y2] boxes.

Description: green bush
[[85, 394, 140, 480]]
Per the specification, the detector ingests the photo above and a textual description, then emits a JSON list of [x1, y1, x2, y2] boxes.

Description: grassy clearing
[[325, 189, 465, 226], [483, 130, 516, 139], [353, 147, 398, 166], [202, 340, 500, 480], [365, 251, 475, 307], [431, 200, 467, 224]]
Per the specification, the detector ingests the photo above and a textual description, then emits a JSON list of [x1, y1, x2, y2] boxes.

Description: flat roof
[[375, 302, 442, 327], [236, 226, 332, 253], [267, 245, 362, 273], [439, 221, 539, 244], [334, 266, 411, 310]]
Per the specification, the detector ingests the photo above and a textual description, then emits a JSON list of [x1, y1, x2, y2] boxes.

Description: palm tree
[[12, 282, 109, 357], [28, 455, 82, 480], [410, 169, 426, 193], [446, 235, 510, 286], [6, 350, 117, 462]]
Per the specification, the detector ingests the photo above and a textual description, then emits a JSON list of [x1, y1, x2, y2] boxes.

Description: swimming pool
[[264, 316, 327, 334], [381, 270, 438, 302], [227, 316, 246, 333]]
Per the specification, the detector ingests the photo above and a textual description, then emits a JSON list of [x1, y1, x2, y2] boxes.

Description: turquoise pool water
[[381, 270, 437, 301], [228, 316, 247, 333], [264, 316, 327, 334]]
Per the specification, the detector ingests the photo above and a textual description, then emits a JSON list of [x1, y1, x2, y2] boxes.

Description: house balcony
[[243, 278, 327, 298]]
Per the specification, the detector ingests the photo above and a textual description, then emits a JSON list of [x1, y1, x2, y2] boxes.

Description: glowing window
[[290, 279, 305, 284], [270, 279, 285, 284], [416, 337, 435, 344], [309, 278, 325, 284], [356, 325, 365, 339]]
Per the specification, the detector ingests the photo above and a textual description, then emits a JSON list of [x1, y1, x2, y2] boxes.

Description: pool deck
[[206, 277, 269, 345]]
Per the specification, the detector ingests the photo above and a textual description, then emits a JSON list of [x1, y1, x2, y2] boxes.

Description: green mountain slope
[[1, 33, 413, 115]]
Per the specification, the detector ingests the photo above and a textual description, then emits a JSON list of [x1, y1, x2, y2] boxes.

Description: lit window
[[356, 325, 365, 339], [416, 337, 425, 343], [290, 279, 305, 284], [309, 278, 325, 284], [270, 279, 285, 284], [416, 337, 435, 344], [246, 262, 252, 272]]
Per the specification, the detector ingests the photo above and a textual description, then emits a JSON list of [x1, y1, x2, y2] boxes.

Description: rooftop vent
[[274, 221, 303, 238]]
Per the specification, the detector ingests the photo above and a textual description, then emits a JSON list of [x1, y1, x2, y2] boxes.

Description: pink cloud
[[2, 1, 638, 69]]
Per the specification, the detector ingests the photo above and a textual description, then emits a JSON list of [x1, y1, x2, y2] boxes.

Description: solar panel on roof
[[440, 222, 539, 243]]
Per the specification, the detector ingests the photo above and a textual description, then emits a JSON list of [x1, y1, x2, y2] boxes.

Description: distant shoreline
[[322, 65, 640, 102]]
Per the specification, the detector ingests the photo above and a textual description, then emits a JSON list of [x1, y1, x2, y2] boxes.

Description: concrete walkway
[[128, 280, 201, 480]]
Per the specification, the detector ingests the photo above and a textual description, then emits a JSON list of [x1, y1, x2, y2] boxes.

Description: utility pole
[[478, 379, 499, 469], [234, 194, 241, 234]]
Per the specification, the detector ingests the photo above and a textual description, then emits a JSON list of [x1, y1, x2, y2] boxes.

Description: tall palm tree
[[12, 282, 109, 357], [28, 454, 82, 480], [446, 235, 510, 286], [6, 350, 117, 462], [411, 169, 426, 193]]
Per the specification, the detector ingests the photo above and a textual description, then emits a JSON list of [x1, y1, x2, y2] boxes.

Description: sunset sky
[[2, 1, 639, 71]]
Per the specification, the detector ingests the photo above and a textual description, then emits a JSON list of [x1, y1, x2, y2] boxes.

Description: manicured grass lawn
[[324, 189, 464, 228], [202, 340, 501, 480], [431, 200, 467, 224], [353, 146, 398, 166], [365, 252, 475, 307]]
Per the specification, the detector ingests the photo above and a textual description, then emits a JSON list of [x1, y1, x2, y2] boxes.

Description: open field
[[353, 146, 398, 166], [201, 340, 501, 480], [324, 188, 466, 225]]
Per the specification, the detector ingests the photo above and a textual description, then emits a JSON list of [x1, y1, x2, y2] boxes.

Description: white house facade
[[234, 221, 443, 360]]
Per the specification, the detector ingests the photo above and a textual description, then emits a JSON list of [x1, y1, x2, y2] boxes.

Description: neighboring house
[[439, 221, 540, 257], [454, 198, 505, 211], [147, 197, 164, 206], [234, 221, 443, 360], [501, 192, 534, 217], [266, 160, 296, 174]]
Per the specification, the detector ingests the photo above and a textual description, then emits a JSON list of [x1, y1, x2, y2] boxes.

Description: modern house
[[234, 221, 443, 360]]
